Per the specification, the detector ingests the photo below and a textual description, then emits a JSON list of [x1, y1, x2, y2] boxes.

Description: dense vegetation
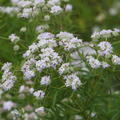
[[0, 0, 120, 120]]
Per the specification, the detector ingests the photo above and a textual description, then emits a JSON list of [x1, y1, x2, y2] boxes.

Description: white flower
[[34, 0, 45, 7], [98, 41, 112, 56], [58, 63, 70, 75], [24, 70, 35, 80], [21, 58, 36, 80], [33, 90, 45, 99], [91, 29, 120, 40], [35, 107, 45, 116], [23, 50, 31, 58], [40, 76, 51, 85], [1, 63, 16, 91], [0, 0, 71, 19], [36, 60, 46, 72], [86, 56, 101, 69], [50, 6, 63, 15], [1, 62, 12, 71], [24, 112, 37, 120], [20, 27, 27, 32], [37, 32, 55, 40], [64, 74, 82, 90], [9, 34, 20, 43], [57, 31, 74, 40], [19, 85, 34, 94], [65, 4, 72, 12], [29, 88, 34, 94], [2, 78, 16, 91], [36, 48, 62, 72], [29, 43, 38, 53], [0, 6, 20, 14], [20, 8, 32, 18], [13, 45, 20, 51], [3, 101, 15, 111], [112, 55, 120, 65], [37, 38, 57, 48], [57, 32, 82, 50], [47, 0, 60, 7], [36, 25, 49, 33], [11, 109, 20, 118], [17, 1, 32, 8], [91, 31, 100, 40], [100, 29, 113, 38], [19, 85, 26, 93], [91, 112, 96, 117], [44, 15, 50, 21], [101, 62, 110, 68]]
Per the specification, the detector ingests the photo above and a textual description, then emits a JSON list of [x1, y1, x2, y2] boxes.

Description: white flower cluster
[[37, 32, 57, 48], [21, 58, 36, 80], [0, 63, 17, 91], [65, 4, 72, 12], [71, 45, 111, 70], [1, 100, 46, 120], [22, 32, 62, 80], [3, 101, 15, 111], [72, 43, 111, 70], [64, 73, 82, 90], [91, 29, 120, 40], [21, 31, 84, 91], [98, 41, 113, 56], [19, 85, 45, 100], [86, 56, 101, 69], [59, 63, 71, 75], [0, 0, 72, 18], [20, 26, 27, 32], [40, 76, 51, 85], [71, 28, 120, 71], [9, 34, 20, 51], [57, 32, 82, 50], [36, 47, 62, 71], [112, 55, 120, 65], [35, 106, 45, 116], [0, 6, 20, 15], [9, 34, 20, 43], [58, 61, 82, 90], [22, 105, 45, 120], [11, 0, 45, 18], [19, 85, 34, 94], [37, 32, 55, 40], [23, 32, 55, 58], [36, 24, 49, 33], [33, 90, 45, 99], [44, 15, 50, 21], [47, 0, 60, 7], [50, 5, 63, 15]]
